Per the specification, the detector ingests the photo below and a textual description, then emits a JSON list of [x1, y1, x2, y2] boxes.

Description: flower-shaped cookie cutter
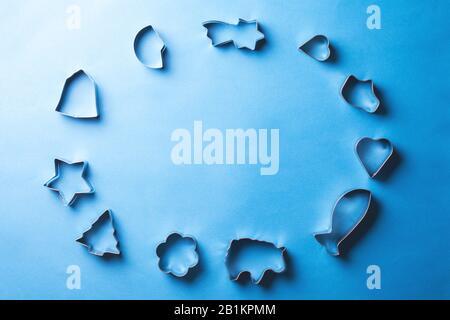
[[156, 232, 199, 277]]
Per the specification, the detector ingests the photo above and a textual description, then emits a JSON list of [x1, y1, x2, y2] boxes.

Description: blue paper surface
[[0, 0, 449, 299]]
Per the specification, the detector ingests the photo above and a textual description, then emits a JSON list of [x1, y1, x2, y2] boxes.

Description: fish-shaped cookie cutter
[[44, 158, 94, 206], [76, 209, 120, 256], [225, 237, 286, 284], [314, 189, 372, 256]]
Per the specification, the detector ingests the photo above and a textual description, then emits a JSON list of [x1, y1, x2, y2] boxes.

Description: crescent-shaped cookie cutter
[[133, 25, 166, 69], [44, 158, 94, 206], [224, 237, 287, 284], [156, 232, 199, 277]]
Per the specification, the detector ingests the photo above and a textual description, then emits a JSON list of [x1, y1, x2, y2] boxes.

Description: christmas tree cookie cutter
[[76, 209, 120, 256]]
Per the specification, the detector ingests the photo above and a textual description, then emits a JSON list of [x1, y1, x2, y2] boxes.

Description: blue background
[[0, 0, 449, 299]]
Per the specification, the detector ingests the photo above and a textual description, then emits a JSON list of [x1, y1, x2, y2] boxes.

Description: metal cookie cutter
[[76, 209, 120, 256], [225, 237, 286, 284], [340, 75, 380, 113], [133, 25, 166, 69], [355, 137, 394, 178], [55, 69, 98, 118], [44, 158, 94, 206], [202, 18, 264, 50], [314, 189, 372, 256], [156, 232, 199, 277], [298, 35, 331, 62]]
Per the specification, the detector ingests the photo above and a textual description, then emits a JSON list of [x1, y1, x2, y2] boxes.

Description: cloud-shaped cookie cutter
[[202, 19, 264, 50], [133, 25, 166, 69], [44, 158, 94, 206], [355, 137, 394, 178], [76, 209, 120, 256], [55, 69, 98, 118], [225, 238, 286, 284], [314, 189, 372, 256], [156, 232, 199, 277], [341, 75, 380, 113], [298, 35, 331, 62]]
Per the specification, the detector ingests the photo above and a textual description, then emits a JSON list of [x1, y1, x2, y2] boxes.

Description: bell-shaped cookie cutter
[[55, 69, 99, 118], [76, 209, 120, 256], [355, 137, 394, 178], [340, 75, 380, 113], [225, 237, 287, 284], [314, 189, 372, 256], [44, 158, 94, 206], [156, 232, 199, 277]]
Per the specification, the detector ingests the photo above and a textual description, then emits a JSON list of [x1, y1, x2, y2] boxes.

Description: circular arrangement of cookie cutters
[[297, 35, 393, 254], [44, 16, 397, 282]]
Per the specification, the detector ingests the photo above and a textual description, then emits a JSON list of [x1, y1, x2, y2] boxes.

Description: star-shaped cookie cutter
[[44, 158, 94, 206]]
